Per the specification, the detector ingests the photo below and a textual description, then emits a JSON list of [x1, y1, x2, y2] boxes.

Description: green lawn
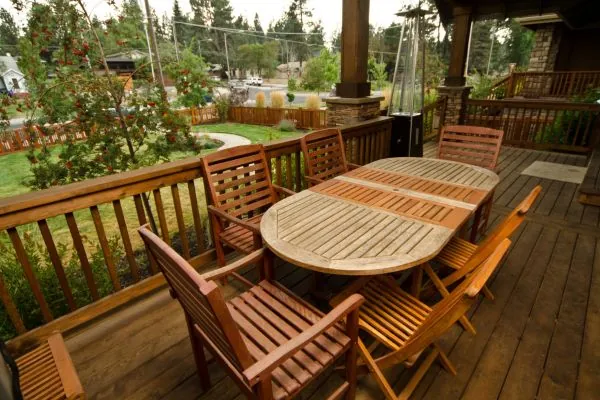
[[193, 122, 304, 142]]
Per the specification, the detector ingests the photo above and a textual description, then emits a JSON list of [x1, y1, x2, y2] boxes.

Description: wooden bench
[[5, 332, 85, 400], [579, 148, 600, 206]]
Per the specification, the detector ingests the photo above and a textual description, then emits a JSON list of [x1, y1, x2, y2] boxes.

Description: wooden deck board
[[65, 143, 599, 400]]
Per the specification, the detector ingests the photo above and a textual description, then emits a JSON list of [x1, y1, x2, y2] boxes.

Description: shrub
[[255, 91, 266, 108], [286, 92, 296, 105], [270, 91, 285, 108], [0, 232, 122, 340], [213, 93, 230, 122], [380, 88, 392, 110], [276, 119, 296, 132], [304, 94, 321, 110], [287, 78, 298, 91]]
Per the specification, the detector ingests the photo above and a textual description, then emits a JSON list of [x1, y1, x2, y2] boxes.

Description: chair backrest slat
[[301, 128, 349, 182], [389, 239, 511, 363], [438, 125, 504, 170], [138, 226, 253, 371], [201, 144, 277, 219]]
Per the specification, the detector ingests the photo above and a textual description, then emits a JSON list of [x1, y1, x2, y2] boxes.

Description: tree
[[503, 19, 534, 69], [368, 56, 388, 89], [0, 8, 19, 55], [467, 20, 495, 74], [11, 0, 194, 191], [302, 48, 339, 93], [166, 48, 211, 107], [253, 13, 264, 35], [237, 41, 279, 76]]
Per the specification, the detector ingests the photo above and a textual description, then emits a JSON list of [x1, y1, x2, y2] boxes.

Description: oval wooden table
[[260, 157, 499, 276]]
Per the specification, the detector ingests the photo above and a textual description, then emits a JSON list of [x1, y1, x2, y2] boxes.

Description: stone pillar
[[325, 96, 384, 126], [437, 86, 472, 126], [528, 24, 562, 72]]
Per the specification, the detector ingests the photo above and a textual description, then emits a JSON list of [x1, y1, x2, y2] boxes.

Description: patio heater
[[388, 5, 431, 157]]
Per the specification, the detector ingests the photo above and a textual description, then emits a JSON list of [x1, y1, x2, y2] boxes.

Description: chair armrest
[[347, 162, 361, 170], [200, 249, 264, 281], [466, 239, 511, 298], [272, 184, 296, 198], [243, 293, 364, 385], [208, 205, 261, 234]]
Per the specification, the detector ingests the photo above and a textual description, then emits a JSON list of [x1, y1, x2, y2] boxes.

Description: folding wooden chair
[[437, 125, 505, 241], [139, 225, 364, 400], [1, 332, 85, 400], [419, 185, 541, 334], [330, 239, 511, 400], [300, 128, 360, 187], [200, 144, 294, 266]]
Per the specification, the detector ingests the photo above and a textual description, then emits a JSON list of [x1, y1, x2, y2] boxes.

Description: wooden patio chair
[[1, 332, 85, 400], [330, 239, 511, 400], [300, 128, 360, 187], [139, 225, 364, 400], [200, 144, 295, 266], [419, 185, 541, 334], [437, 125, 505, 241]]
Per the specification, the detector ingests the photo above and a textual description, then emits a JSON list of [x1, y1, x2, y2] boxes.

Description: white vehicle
[[245, 76, 263, 86]]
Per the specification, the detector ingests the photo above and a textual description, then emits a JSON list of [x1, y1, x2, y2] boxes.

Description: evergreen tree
[[503, 19, 534, 69], [253, 13, 263, 34], [0, 8, 19, 56], [172, 0, 192, 48]]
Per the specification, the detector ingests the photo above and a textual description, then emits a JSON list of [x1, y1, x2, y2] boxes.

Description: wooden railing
[[423, 98, 447, 141], [0, 116, 392, 352], [228, 106, 328, 129], [487, 75, 510, 100], [464, 99, 600, 153], [497, 71, 600, 100]]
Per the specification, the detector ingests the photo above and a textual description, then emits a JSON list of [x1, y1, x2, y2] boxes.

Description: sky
[[1, 0, 419, 43]]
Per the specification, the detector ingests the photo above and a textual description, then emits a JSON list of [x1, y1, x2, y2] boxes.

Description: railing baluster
[[113, 200, 141, 282], [0, 274, 25, 334], [89, 206, 121, 291], [65, 212, 100, 301], [295, 151, 302, 191], [152, 189, 171, 245], [187, 180, 205, 253], [171, 184, 191, 259], [7, 227, 54, 322], [37, 219, 77, 310], [133, 194, 147, 225], [285, 155, 293, 190]]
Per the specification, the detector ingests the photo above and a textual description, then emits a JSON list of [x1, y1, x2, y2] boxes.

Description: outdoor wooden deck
[[64, 142, 599, 400]]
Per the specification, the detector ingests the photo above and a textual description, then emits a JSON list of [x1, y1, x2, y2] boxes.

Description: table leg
[[410, 267, 423, 298]]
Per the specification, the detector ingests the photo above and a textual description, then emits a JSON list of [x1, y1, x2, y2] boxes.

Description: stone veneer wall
[[437, 86, 472, 126], [325, 99, 381, 126], [528, 24, 562, 72]]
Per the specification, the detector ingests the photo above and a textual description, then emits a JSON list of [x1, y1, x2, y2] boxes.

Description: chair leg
[[434, 343, 456, 376], [410, 267, 423, 298], [482, 285, 495, 301], [397, 346, 440, 400], [215, 238, 226, 267], [185, 315, 211, 391], [357, 340, 398, 400]]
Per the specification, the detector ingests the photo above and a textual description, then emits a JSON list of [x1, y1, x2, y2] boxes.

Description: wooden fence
[[0, 116, 392, 353], [228, 106, 328, 129], [490, 71, 600, 100], [0, 123, 88, 154], [464, 99, 600, 153], [176, 106, 220, 125], [423, 98, 447, 142]]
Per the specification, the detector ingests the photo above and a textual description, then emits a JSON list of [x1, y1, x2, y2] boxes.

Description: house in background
[[0, 54, 27, 94], [517, 13, 600, 72]]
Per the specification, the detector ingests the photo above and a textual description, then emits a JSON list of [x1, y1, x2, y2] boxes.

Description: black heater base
[[389, 112, 423, 157]]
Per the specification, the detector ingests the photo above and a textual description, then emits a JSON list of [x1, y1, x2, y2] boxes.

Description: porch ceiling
[[434, 0, 600, 29]]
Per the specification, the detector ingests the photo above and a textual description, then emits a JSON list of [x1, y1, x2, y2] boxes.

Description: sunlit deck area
[[62, 141, 599, 400]]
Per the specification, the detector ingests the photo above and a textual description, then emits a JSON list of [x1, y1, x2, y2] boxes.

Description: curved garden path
[[195, 132, 251, 149]]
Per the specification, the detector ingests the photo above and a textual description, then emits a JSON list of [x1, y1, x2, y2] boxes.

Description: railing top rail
[[466, 98, 600, 111]]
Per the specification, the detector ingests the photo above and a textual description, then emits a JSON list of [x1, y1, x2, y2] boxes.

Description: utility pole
[[142, 0, 166, 93], [224, 32, 231, 81], [173, 21, 180, 62]]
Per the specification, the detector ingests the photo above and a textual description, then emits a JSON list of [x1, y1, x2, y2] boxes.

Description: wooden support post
[[336, 0, 371, 98], [444, 7, 473, 87]]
